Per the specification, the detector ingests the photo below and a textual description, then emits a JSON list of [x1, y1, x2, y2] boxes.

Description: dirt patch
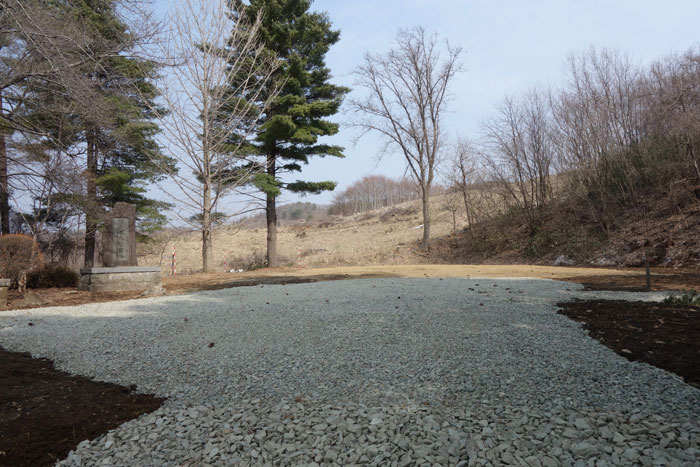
[[163, 272, 396, 294], [557, 300, 700, 388], [3, 265, 698, 311], [3, 288, 143, 312], [161, 264, 643, 294], [0, 347, 165, 467], [561, 268, 700, 292]]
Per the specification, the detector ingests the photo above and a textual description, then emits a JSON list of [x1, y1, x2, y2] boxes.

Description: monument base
[[0, 278, 10, 308], [79, 267, 161, 293]]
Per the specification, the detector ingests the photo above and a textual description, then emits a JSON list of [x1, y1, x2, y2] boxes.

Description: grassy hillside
[[139, 197, 459, 274], [139, 184, 700, 275], [236, 202, 330, 228]]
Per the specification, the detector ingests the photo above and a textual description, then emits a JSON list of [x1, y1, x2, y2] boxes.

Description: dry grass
[[140, 197, 463, 275]]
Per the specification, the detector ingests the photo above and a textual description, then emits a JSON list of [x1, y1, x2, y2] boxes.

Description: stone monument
[[103, 202, 138, 267], [79, 202, 162, 294]]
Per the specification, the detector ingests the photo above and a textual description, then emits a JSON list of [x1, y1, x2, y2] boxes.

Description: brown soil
[[0, 348, 165, 467], [4, 287, 143, 311], [557, 300, 700, 388], [3, 264, 698, 311], [561, 268, 700, 292], [163, 271, 395, 294], [428, 188, 700, 269]]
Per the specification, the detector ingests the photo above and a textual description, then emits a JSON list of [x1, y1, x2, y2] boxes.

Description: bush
[[663, 291, 700, 306], [27, 264, 80, 288], [221, 251, 268, 271], [379, 205, 418, 222], [221, 251, 295, 271], [0, 234, 44, 288]]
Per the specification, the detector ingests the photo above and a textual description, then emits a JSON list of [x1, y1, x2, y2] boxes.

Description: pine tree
[[228, 0, 349, 267], [46, 2, 173, 266], [1, 0, 174, 264]]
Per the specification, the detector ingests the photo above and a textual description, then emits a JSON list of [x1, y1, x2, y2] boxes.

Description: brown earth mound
[[0, 348, 165, 467], [557, 300, 700, 388]]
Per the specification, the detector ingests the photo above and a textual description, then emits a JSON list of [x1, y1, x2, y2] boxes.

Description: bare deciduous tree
[[644, 47, 700, 183], [481, 88, 554, 229], [551, 49, 644, 233], [328, 175, 419, 216], [442, 186, 461, 234], [446, 137, 481, 231], [148, 0, 279, 272], [351, 27, 462, 249]]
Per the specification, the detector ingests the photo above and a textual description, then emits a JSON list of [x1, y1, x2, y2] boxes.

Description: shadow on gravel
[[167, 273, 399, 293], [0, 348, 165, 467], [557, 300, 700, 389]]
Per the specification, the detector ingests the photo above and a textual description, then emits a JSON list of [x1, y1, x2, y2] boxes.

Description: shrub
[[663, 291, 700, 306], [0, 234, 44, 288], [27, 264, 80, 288], [379, 205, 418, 222], [221, 251, 294, 271], [221, 251, 268, 271]]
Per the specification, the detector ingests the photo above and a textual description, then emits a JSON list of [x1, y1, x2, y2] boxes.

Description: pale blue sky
[[155, 0, 700, 207]]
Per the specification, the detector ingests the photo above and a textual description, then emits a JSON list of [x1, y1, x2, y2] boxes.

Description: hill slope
[[236, 202, 329, 228], [140, 191, 699, 274], [141, 198, 455, 273]]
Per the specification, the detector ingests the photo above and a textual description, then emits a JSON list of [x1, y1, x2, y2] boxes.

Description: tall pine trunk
[[266, 153, 278, 267], [421, 184, 430, 250], [0, 93, 9, 235], [84, 131, 98, 267], [202, 180, 213, 272]]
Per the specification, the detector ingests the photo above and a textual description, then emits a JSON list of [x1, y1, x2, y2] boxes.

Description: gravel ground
[[0, 278, 698, 466]]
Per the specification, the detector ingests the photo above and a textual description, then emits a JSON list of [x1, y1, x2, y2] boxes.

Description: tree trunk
[[421, 184, 430, 250], [84, 131, 98, 267], [266, 153, 278, 267], [0, 93, 9, 235], [461, 189, 477, 238], [202, 181, 213, 272]]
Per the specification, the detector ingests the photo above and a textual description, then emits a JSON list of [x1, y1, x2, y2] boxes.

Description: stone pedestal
[[79, 267, 161, 293], [0, 278, 10, 308], [81, 203, 162, 294]]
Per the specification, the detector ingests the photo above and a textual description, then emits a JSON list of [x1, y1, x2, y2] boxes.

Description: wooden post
[[645, 252, 651, 292]]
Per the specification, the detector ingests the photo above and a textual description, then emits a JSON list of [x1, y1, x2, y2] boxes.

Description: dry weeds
[[140, 198, 460, 275]]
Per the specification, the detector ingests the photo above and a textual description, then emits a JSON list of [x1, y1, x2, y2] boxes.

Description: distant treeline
[[328, 175, 426, 216], [237, 202, 328, 228]]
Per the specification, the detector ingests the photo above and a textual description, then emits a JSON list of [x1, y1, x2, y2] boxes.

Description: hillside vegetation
[[430, 188, 700, 268], [140, 198, 454, 274], [139, 184, 699, 275], [236, 202, 330, 229]]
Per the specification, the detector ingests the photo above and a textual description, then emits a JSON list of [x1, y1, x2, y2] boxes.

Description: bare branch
[[144, 0, 279, 271], [350, 27, 462, 248]]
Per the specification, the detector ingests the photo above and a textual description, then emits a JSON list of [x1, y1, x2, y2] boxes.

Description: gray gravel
[[0, 278, 698, 466]]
